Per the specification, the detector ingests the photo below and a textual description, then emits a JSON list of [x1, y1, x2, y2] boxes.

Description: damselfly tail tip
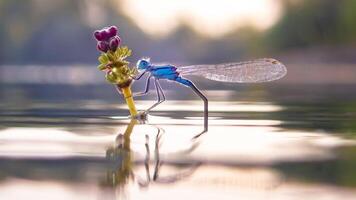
[[271, 58, 287, 80]]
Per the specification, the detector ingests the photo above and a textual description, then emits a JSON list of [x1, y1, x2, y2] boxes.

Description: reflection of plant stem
[[106, 119, 138, 187], [122, 118, 137, 147]]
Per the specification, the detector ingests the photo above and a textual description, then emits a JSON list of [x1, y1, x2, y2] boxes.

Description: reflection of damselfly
[[105, 119, 200, 190], [134, 58, 287, 135]]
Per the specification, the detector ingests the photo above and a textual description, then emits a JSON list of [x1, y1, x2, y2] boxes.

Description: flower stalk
[[118, 85, 137, 116]]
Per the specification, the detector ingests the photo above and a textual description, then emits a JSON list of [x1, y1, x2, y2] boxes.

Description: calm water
[[0, 83, 356, 200]]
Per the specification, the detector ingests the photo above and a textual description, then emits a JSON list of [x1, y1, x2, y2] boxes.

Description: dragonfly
[[133, 57, 287, 136]]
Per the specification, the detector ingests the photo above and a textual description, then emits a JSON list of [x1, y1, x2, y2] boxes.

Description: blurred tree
[[337, 0, 356, 42], [265, 0, 356, 51], [0, 0, 120, 64], [1, 0, 356, 64]]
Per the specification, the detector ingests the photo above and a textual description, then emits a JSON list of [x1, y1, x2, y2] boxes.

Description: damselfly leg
[[146, 79, 166, 112], [144, 134, 151, 182], [133, 75, 152, 97], [153, 127, 163, 180]]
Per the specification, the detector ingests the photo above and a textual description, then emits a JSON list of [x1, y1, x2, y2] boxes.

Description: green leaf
[[106, 72, 117, 84], [107, 52, 116, 61], [97, 64, 107, 71], [116, 46, 132, 59], [127, 48, 132, 57], [116, 60, 129, 67], [98, 54, 109, 64], [131, 67, 138, 76]]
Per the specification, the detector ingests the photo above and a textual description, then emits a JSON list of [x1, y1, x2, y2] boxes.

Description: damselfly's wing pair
[[178, 58, 287, 83]]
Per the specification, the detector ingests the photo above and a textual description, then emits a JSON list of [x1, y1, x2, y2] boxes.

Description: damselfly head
[[137, 57, 151, 70]]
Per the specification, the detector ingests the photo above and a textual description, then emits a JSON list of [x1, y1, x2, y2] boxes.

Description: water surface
[[0, 83, 356, 200]]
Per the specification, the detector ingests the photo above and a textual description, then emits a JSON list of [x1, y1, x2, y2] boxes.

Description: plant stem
[[121, 86, 138, 117]]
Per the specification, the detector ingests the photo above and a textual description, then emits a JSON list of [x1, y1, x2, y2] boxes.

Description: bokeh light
[[118, 0, 282, 37]]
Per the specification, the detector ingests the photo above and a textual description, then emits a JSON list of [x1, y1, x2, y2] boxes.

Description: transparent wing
[[178, 58, 287, 83]]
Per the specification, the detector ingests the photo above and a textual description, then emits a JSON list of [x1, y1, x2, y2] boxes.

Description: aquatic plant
[[94, 26, 138, 116]]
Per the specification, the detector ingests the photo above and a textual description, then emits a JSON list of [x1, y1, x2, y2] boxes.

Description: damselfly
[[133, 58, 287, 136]]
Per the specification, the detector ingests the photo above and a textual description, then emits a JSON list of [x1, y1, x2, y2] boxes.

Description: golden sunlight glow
[[116, 100, 284, 112], [118, 0, 282, 37]]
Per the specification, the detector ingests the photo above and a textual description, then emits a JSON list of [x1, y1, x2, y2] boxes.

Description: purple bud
[[93, 30, 104, 41], [101, 30, 111, 41], [107, 26, 118, 37], [97, 41, 109, 53], [109, 36, 121, 51]]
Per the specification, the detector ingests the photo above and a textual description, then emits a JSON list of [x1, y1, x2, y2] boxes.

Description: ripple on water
[[0, 100, 356, 199]]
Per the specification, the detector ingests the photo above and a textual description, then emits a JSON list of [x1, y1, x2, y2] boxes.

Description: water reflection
[[1, 95, 356, 199], [101, 118, 201, 199]]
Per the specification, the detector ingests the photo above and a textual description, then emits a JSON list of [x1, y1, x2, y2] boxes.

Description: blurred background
[[1, 1, 356, 199], [1, 0, 356, 92]]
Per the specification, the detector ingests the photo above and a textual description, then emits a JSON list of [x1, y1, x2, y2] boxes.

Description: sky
[[116, 0, 283, 38]]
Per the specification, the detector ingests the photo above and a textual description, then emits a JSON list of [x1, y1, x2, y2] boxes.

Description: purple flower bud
[[109, 36, 121, 51], [97, 41, 109, 53], [107, 26, 118, 38], [101, 30, 111, 41], [94, 30, 104, 41]]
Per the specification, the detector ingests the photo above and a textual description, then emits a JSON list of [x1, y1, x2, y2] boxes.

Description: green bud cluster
[[97, 46, 138, 86]]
